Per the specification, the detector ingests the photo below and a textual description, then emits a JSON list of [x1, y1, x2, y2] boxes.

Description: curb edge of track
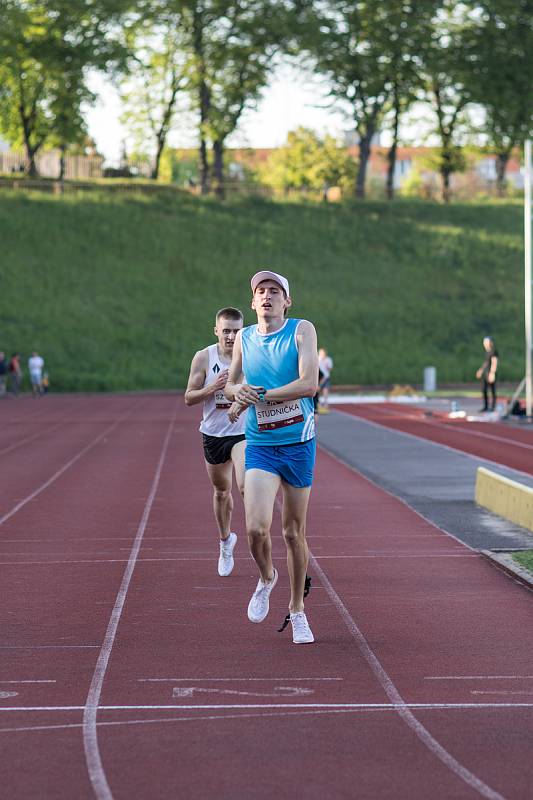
[[480, 550, 533, 591]]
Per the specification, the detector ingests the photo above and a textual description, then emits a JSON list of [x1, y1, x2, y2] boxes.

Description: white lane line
[[3, 704, 533, 736], [426, 676, 533, 681], [83, 402, 178, 800], [0, 680, 56, 684], [139, 677, 343, 682], [370, 404, 533, 453], [310, 555, 506, 800], [0, 554, 478, 566], [0, 646, 99, 649], [0, 401, 140, 529], [0, 422, 64, 457], [471, 691, 533, 696], [3, 702, 533, 712]]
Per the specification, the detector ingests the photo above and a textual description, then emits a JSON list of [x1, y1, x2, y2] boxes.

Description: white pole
[[525, 140, 532, 418]]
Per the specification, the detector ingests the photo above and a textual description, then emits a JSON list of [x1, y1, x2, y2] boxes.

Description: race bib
[[255, 399, 304, 431], [215, 390, 231, 409]]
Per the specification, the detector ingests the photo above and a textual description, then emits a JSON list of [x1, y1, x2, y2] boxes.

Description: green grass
[[0, 190, 526, 391], [513, 551, 533, 574]]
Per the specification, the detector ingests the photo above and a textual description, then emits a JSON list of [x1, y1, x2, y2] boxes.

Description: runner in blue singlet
[[225, 271, 319, 644]]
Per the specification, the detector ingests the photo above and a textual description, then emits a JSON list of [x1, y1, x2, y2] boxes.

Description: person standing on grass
[[318, 347, 334, 413], [225, 270, 318, 645], [185, 307, 247, 577], [8, 353, 22, 396], [476, 336, 498, 412], [28, 351, 44, 397]]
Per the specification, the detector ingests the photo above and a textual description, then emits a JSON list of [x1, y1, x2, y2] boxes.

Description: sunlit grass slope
[[0, 190, 524, 391]]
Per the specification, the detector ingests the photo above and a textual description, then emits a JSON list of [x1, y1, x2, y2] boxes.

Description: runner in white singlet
[[185, 307, 246, 577]]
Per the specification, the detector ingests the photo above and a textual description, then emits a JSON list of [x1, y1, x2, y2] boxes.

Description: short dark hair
[[215, 307, 243, 324]]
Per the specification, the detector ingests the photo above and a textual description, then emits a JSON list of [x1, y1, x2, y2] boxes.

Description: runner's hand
[[211, 370, 229, 393], [235, 384, 265, 405], [228, 401, 246, 422]]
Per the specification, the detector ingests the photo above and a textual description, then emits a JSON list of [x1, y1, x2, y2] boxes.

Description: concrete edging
[[481, 550, 533, 590], [475, 467, 533, 533]]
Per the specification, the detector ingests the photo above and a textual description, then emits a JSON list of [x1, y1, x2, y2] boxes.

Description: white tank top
[[199, 344, 246, 437]]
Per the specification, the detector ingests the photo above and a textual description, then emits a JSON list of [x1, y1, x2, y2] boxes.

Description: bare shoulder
[[190, 346, 209, 372], [295, 320, 317, 339]]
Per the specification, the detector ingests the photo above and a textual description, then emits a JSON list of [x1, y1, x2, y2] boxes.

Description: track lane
[[91, 404, 530, 799], [2, 397, 533, 798], [340, 403, 533, 475]]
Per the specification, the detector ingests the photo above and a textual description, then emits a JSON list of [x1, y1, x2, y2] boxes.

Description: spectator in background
[[318, 347, 334, 413], [28, 351, 45, 397], [476, 336, 498, 412], [41, 372, 50, 394], [8, 353, 22, 396], [0, 351, 7, 396]]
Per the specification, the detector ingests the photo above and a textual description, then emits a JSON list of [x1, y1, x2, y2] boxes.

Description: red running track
[[338, 402, 533, 476], [1, 395, 533, 799]]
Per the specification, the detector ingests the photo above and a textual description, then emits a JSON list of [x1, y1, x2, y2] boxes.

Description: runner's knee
[[248, 523, 270, 541], [213, 487, 231, 502], [282, 523, 305, 546]]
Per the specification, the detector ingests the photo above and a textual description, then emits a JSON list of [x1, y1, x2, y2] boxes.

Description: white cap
[[250, 270, 290, 296]]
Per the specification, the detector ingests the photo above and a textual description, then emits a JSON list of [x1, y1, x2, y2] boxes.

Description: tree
[[181, 0, 291, 197], [120, 22, 189, 180], [259, 127, 356, 195], [299, 0, 400, 199], [379, 0, 441, 200], [420, 4, 472, 202], [0, 0, 129, 176], [465, 0, 533, 196]]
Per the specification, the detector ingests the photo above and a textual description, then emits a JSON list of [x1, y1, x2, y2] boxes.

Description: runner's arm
[[224, 331, 263, 405], [184, 350, 224, 406], [262, 320, 319, 402]]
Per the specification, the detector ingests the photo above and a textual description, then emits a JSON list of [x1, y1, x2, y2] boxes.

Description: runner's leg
[[281, 482, 312, 613], [230, 439, 246, 499], [245, 468, 279, 582], [205, 459, 234, 540]]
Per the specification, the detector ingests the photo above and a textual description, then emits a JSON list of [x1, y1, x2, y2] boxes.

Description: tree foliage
[[259, 127, 357, 194]]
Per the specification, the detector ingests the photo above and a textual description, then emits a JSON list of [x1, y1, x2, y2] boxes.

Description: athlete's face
[[214, 317, 242, 355], [251, 280, 291, 319]]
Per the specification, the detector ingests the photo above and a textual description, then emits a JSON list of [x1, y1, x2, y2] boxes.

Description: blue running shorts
[[245, 439, 316, 488]]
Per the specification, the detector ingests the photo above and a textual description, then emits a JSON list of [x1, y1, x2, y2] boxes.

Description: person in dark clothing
[[0, 351, 7, 396], [8, 352, 22, 396], [476, 337, 498, 411]]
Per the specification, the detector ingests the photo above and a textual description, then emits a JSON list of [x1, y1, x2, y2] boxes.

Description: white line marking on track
[[0, 645, 99, 649], [309, 554, 506, 799], [2, 704, 532, 735], [0, 680, 57, 683], [83, 402, 178, 800], [0, 402, 139, 529], [3, 702, 533, 712], [471, 691, 533, 696], [172, 686, 313, 698], [0, 422, 64, 457], [426, 676, 533, 680], [139, 677, 343, 682]]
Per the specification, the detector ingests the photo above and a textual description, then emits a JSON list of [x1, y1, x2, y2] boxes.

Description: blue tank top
[[241, 317, 315, 445]]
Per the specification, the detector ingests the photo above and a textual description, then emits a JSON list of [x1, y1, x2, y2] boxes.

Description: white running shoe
[[247, 568, 278, 623], [218, 532, 237, 577], [290, 611, 314, 644]]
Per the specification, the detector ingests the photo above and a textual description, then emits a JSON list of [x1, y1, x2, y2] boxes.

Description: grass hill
[[0, 189, 525, 391]]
